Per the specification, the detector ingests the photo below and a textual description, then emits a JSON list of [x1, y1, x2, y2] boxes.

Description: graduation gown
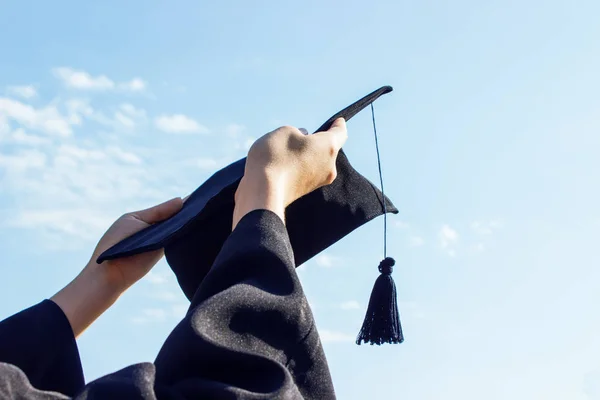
[[0, 210, 336, 399]]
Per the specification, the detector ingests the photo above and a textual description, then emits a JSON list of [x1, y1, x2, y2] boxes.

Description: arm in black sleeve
[[0, 209, 335, 399], [151, 208, 336, 399], [0, 299, 85, 396]]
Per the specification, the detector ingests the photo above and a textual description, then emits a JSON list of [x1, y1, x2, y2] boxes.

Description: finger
[[314, 117, 348, 151], [134, 197, 183, 224]]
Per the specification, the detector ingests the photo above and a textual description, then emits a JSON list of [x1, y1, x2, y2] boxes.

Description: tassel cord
[[371, 103, 387, 258]]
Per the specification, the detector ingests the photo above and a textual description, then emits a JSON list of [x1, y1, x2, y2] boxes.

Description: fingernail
[[299, 128, 309, 135]]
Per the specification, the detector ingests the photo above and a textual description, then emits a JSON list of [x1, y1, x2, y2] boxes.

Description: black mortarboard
[[98, 86, 404, 345]]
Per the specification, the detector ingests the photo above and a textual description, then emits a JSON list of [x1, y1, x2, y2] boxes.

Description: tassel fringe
[[356, 257, 404, 345]]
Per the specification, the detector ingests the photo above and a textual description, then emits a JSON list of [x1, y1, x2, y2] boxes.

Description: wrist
[[51, 264, 123, 338], [233, 171, 287, 229], [84, 262, 127, 299]]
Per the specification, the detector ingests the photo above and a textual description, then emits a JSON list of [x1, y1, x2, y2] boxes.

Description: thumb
[[315, 117, 348, 150], [134, 197, 183, 224]]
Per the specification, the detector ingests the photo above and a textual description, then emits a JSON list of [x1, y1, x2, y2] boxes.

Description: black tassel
[[356, 103, 403, 345], [356, 257, 404, 345]]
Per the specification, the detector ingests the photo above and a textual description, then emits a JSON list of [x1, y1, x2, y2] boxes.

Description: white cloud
[[53, 67, 115, 90], [408, 235, 425, 247], [315, 254, 342, 268], [0, 141, 160, 247], [0, 125, 51, 147], [319, 330, 355, 343], [10, 209, 113, 241], [155, 114, 208, 134], [0, 116, 9, 136], [0, 84, 213, 252], [0, 97, 72, 137], [339, 300, 360, 310], [65, 99, 95, 125], [11, 128, 51, 146], [471, 219, 504, 235], [52, 67, 147, 93], [113, 104, 147, 129], [114, 112, 135, 128], [7, 85, 37, 99], [119, 78, 146, 92], [0, 149, 47, 171], [120, 103, 146, 119], [106, 146, 142, 164], [439, 224, 459, 256]]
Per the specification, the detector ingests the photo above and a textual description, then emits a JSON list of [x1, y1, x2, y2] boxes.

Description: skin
[[51, 118, 348, 338]]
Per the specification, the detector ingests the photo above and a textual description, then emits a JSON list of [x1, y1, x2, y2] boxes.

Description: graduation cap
[[98, 86, 404, 345]]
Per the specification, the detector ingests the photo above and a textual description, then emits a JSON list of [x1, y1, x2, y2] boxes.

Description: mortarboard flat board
[[98, 86, 398, 305]]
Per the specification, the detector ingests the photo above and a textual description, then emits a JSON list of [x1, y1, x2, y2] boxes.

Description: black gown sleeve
[[0, 299, 84, 396], [0, 209, 336, 399]]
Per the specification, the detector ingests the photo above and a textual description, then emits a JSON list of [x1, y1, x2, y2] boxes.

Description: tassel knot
[[378, 257, 395, 275]]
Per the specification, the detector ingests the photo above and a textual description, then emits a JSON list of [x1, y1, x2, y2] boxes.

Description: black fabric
[[0, 299, 84, 396], [98, 85, 398, 301], [0, 210, 335, 399]]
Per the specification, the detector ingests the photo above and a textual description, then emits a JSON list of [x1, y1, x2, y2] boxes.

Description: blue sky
[[1, 0, 600, 398]]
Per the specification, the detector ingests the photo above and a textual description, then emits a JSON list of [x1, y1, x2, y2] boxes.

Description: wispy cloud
[[119, 78, 146, 92], [2, 128, 50, 146], [53, 67, 115, 90], [0, 97, 73, 137], [0, 149, 47, 170], [155, 114, 208, 134], [7, 85, 37, 99], [52, 67, 146, 92], [0, 141, 160, 246], [0, 74, 223, 252], [9, 209, 113, 241], [439, 224, 459, 256]]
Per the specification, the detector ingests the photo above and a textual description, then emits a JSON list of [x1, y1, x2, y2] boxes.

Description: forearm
[[232, 169, 287, 230], [50, 264, 123, 338]]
